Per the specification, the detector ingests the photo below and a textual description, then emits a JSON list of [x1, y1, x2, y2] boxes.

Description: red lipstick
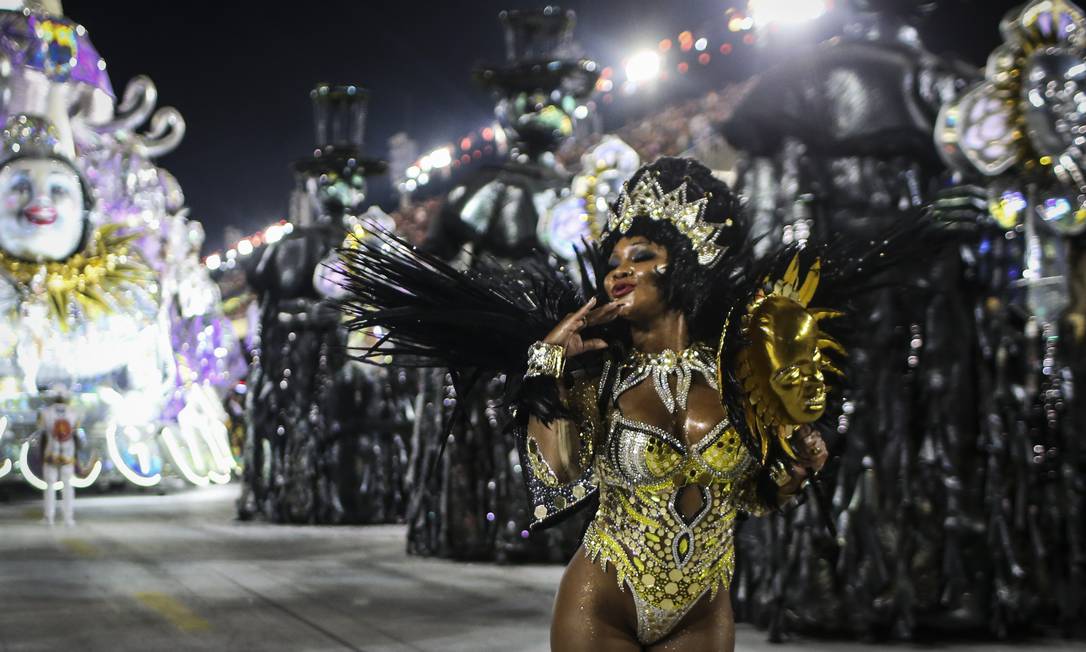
[[611, 282, 636, 298], [24, 205, 57, 226]]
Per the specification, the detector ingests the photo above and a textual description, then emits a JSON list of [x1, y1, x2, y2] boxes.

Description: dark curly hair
[[596, 156, 752, 344]]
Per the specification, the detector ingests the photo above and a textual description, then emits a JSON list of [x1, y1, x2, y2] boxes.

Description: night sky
[[59, 0, 1018, 252]]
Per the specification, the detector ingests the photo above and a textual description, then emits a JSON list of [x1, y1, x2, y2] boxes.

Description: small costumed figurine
[[38, 384, 78, 526]]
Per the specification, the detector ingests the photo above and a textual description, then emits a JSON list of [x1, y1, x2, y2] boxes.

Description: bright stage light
[[428, 147, 453, 169], [406, 165, 420, 179], [574, 105, 589, 120], [237, 239, 254, 256], [205, 254, 221, 271], [748, 0, 828, 27], [625, 51, 661, 84], [264, 224, 284, 244]]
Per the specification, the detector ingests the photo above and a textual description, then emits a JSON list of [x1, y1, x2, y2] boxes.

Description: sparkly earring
[[654, 264, 668, 275]]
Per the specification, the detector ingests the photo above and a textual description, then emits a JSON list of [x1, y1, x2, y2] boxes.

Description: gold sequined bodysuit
[[523, 345, 767, 645]]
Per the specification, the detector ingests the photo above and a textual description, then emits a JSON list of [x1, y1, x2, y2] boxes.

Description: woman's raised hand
[[543, 297, 622, 359]]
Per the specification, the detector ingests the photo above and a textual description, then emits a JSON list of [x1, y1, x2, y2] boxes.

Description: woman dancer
[[340, 157, 910, 650]]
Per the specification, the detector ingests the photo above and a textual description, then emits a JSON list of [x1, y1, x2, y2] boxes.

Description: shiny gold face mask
[[732, 256, 845, 461], [744, 297, 837, 425]]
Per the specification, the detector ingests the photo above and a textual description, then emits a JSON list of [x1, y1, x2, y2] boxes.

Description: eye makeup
[[8, 172, 31, 193]]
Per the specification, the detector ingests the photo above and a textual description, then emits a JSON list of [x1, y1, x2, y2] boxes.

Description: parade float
[[0, 0, 242, 491]]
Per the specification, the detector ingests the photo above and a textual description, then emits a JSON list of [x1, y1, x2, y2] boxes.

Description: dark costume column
[[721, 3, 990, 639], [238, 85, 408, 524], [406, 7, 599, 560], [725, 0, 1086, 639], [932, 0, 1086, 636]]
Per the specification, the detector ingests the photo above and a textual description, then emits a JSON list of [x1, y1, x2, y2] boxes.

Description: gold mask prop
[[732, 255, 845, 462]]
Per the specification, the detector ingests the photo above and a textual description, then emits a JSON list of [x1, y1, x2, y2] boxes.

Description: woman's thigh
[[551, 548, 642, 652], [647, 590, 735, 652]]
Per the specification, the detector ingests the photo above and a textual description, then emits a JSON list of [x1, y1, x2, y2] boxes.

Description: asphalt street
[[0, 486, 1079, 652]]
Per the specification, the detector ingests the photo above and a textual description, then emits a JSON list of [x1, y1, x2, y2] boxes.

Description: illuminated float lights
[[0, 415, 9, 478], [8, 412, 235, 489], [398, 3, 782, 189], [18, 441, 102, 490], [105, 422, 162, 488], [160, 427, 233, 487]]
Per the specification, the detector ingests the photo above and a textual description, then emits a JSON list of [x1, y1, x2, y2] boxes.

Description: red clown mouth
[[23, 205, 58, 226]]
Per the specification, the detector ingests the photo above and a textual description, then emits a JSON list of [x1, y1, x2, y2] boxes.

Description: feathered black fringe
[[336, 228, 603, 421]]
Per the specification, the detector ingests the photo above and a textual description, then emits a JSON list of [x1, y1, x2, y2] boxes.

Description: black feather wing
[[336, 228, 587, 377]]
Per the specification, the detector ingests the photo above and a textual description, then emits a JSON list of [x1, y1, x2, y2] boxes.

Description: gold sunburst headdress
[[604, 172, 733, 266], [0, 223, 154, 327], [723, 253, 846, 462]]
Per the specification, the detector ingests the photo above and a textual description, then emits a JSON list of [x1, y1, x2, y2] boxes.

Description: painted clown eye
[[49, 183, 71, 199], [10, 177, 31, 196]]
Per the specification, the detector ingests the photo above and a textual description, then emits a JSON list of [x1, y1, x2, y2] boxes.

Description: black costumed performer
[[337, 156, 936, 649], [406, 6, 599, 561], [239, 84, 407, 524]]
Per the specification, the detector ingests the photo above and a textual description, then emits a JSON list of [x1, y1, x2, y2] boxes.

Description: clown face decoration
[[0, 157, 85, 262]]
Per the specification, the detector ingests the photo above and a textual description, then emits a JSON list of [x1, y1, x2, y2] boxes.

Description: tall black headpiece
[[475, 6, 598, 99], [293, 83, 387, 177]]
